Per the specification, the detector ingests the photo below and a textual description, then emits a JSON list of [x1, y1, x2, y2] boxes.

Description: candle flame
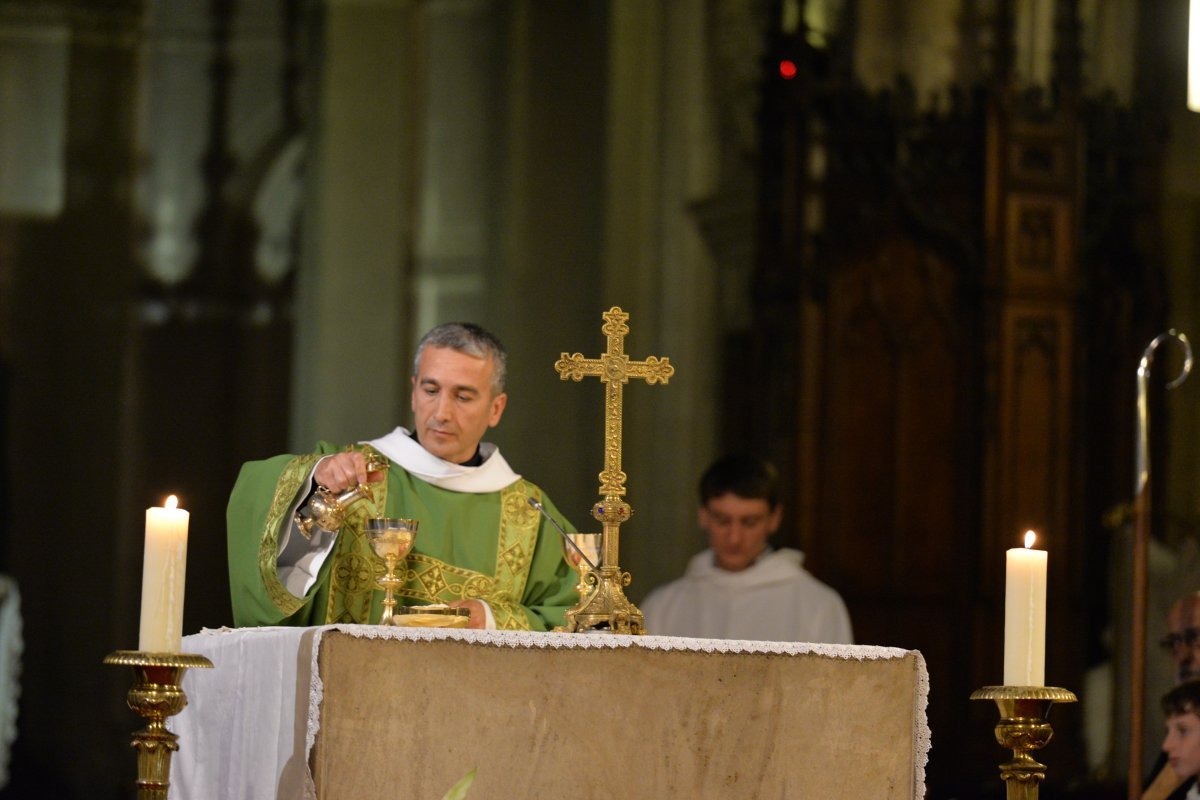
[[1024, 530, 1037, 549], [165, 495, 179, 510]]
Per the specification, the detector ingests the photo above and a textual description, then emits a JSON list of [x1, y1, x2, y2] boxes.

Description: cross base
[[558, 566, 644, 634]]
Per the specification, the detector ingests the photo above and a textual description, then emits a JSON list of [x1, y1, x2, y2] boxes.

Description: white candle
[[138, 494, 190, 652], [1003, 530, 1047, 686]]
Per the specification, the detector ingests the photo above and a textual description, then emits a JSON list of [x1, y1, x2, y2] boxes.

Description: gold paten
[[554, 307, 674, 634], [971, 685, 1077, 799], [104, 650, 214, 800], [392, 605, 472, 628]]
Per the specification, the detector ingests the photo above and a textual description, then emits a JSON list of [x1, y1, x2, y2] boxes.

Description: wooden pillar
[[982, 92, 1085, 776]]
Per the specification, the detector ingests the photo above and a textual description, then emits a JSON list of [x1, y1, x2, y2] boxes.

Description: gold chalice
[[562, 532, 603, 599], [366, 517, 419, 626]]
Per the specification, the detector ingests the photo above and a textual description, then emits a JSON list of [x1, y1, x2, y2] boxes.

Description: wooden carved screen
[[735, 41, 1088, 800], [808, 236, 977, 652], [729, 4, 1174, 794], [796, 229, 986, 796]]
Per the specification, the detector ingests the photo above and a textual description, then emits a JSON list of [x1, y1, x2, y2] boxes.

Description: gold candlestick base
[[971, 685, 1077, 800], [105, 650, 214, 800]]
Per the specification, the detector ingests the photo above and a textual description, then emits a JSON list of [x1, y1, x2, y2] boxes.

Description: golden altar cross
[[554, 306, 674, 633]]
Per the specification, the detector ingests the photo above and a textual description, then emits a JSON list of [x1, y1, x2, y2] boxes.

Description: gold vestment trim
[[259, 446, 543, 629], [259, 453, 324, 617]]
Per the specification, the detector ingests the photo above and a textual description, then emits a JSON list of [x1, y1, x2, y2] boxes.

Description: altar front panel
[[314, 632, 924, 799], [170, 626, 928, 799]]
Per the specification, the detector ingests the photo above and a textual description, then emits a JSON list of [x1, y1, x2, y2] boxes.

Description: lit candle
[[138, 494, 190, 652], [1003, 530, 1047, 686]]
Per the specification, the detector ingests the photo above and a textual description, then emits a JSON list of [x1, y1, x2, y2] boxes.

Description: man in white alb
[[641, 455, 853, 643]]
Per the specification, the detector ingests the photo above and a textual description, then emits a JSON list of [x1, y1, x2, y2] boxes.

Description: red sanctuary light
[[779, 59, 797, 79]]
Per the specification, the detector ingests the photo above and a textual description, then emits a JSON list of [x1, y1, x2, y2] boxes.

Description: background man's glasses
[[1161, 628, 1200, 653]]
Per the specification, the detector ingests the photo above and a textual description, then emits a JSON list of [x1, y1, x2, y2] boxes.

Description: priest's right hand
[[313, 452, 385, 492]]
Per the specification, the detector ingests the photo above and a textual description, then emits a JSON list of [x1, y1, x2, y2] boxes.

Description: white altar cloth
[[168, 625, 929, 799]]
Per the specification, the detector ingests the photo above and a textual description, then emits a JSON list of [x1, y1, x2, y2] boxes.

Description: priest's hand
[[447, 599, 487, 629], [314, 452, 386, 492]]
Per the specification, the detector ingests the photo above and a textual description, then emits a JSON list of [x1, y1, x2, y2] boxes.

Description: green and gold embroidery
[[323, 445, 389, 624], [258, 453, 323, 617], [392, 480, 543, 630], [268, 451, 545, 629]]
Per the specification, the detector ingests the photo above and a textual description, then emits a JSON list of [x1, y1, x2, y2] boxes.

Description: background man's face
[[1168, 595, 1200, 684], [411, 346, 507, 464], [699, 493, 782, 572]]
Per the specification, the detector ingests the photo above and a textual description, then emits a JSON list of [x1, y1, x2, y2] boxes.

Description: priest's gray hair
[[413, 322, 508, 395]]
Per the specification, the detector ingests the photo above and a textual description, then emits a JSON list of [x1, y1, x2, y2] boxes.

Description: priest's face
[[411, 346, 507, 464], [699, 493, 782, 572]]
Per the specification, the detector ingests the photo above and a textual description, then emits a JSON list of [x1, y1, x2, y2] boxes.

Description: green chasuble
[[227, 442, 580, 631]]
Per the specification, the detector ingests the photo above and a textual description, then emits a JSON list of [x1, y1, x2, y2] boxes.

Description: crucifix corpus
[[554, 306, 675, 634]]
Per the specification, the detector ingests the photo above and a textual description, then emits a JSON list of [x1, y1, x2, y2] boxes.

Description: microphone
[[527, 496, 598, 571]]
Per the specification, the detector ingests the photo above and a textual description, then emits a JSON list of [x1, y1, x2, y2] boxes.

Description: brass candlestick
[[105, 650, 214, 800], [971, 685, 1077, 799]]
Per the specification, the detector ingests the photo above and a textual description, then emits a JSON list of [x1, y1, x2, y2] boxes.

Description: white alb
[[640, 547, 853, 643]]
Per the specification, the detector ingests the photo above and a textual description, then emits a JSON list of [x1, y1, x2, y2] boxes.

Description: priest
[[227, 322, 579, 631], [641, 455, 853, 643]]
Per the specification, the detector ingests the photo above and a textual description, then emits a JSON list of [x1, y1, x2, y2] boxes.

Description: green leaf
[[440, 767, 477, 800]]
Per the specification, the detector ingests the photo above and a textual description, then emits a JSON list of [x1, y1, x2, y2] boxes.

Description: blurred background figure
[[641, 455, 852, 643]]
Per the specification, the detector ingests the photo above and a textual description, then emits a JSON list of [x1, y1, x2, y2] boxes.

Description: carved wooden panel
[[1007, 131, 1074, 186], [1006, 195, 1072, 285], [991, 309, 1073, 547], [808, 237, 972, 606], [791, 230, 984, 796]]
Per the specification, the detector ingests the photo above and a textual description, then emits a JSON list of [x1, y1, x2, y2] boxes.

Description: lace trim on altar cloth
[[302, 625, 931, 798]]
